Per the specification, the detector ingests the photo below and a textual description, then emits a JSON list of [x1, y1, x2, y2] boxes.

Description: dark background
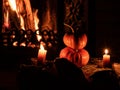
[[95, 0, 120, 59], [85, 0, 120, 60]]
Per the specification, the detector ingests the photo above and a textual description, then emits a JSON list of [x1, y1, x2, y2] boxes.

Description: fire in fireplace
[[0, 0, 88, 60], [1, 0, 59, 48]]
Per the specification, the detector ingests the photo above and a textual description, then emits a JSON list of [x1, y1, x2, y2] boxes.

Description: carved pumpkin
[[63, 23, 87, 49], [59, 47, 89, 67]]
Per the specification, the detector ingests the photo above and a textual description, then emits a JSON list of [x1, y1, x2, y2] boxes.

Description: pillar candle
[[38, 44, 47, 63], [103, 49, 110, 67]]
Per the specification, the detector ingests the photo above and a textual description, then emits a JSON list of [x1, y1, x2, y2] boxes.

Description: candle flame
[[105, 49, 109, 54], [40, 44, 45, 50]]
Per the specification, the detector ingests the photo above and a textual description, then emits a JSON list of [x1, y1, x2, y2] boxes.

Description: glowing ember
[[24, 34, 27, 38], [20, 42, 26, 47], [10, 35, 15, 39], [13, 41, 18, 46]]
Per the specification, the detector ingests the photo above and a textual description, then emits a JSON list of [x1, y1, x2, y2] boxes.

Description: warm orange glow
[[8, 0, 17, 11], [8, 0, 20, 17], [36, 35, 42, 42], [36, 30, 40, 34], [10, 35, 15, 39], [20, 42, 26, 47], [3, 0, 37, 31], [13, 41, 18, 46], [104, 49, 109, 54], [16, 0, 24, 16], [103, 48, 110, 67], [20, 15, 25, 30], [33, 9, 39, 30], [4, 10, 9, 28], [40, 44, 45, 50], [3, 0, 57, 33], [24, 34, 27, 38], [42, 7, 52, 30], [38, 43, 47, 63]]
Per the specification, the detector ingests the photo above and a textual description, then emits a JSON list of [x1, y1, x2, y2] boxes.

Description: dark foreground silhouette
[[17, 58, 120, 90], [17, 58, 89, 90]]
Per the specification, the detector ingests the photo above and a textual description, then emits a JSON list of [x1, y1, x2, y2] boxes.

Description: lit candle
[[103, 49, 110, 67], [38, 43, 47, 63]]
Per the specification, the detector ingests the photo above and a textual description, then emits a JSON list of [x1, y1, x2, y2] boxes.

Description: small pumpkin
[[59, 47, 90, 67], [63, 23, 87, 49]]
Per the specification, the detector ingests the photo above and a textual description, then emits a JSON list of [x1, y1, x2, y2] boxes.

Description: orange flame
[[4, 10, 9, 28], [19, 15, 25, 30], [104, 49, 109, 54], [33, 9, 39, 30], [8, 0, 17, 11], [40, 44, 45, 50], [8, 0, 20, 18], [36, 35, 42, 42]]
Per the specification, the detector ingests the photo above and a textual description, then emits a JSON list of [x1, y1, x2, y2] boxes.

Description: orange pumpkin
[[63, 33, 87, 49], [63, 23, 87, 49], [59, 47, 90, 67]]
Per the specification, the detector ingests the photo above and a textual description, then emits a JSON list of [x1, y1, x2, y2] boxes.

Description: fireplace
[[0, 0, 88, 64]]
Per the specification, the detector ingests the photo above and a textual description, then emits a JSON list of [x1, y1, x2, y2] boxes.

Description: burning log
[[3, 0, 35, 31], [23, 0, 35, 31]]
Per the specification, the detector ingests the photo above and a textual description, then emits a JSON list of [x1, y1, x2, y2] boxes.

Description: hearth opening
[[0, 0, 88, 61]]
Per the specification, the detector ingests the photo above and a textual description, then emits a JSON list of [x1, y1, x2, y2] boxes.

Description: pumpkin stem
[[75, 49, 79, 52], [64, 23, 74, 33]]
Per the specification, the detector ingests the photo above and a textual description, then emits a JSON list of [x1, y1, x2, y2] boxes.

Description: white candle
[[103, 49, 110, 67], [38, 44, 47, 63]]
